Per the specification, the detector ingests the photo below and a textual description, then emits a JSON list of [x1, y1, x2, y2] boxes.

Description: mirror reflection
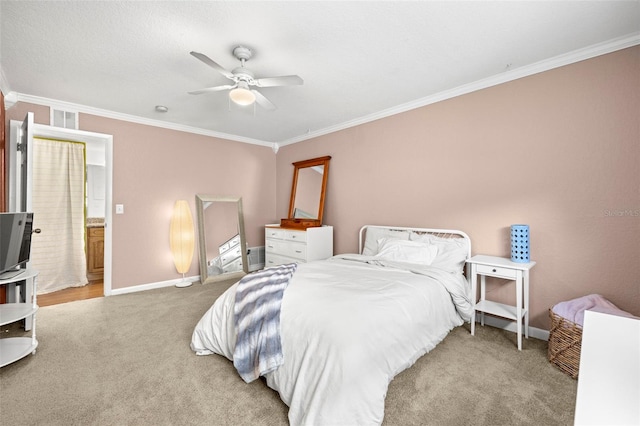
[[196, 195, 248, 284], [293, 165, 324, 219], [285, 156, 331, 229]]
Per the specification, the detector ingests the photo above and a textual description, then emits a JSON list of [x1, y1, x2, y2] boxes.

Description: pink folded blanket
[[552, 294, 638, 327]]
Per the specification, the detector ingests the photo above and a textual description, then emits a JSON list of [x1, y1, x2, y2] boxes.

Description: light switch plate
[[115, 204, 124, 214]]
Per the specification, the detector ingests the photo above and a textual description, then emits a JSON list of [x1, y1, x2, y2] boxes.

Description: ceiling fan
[[188, 46, 303, 110]]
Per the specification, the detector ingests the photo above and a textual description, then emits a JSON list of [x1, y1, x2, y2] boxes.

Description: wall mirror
[[196, 194, 248, 285], [281, 155, 331, 229]]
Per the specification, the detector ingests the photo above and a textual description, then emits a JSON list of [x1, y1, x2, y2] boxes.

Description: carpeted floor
[[0, 279, 577, 425]]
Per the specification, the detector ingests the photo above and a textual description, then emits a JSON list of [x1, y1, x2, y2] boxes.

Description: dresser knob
[[492, 268, 497, 273]]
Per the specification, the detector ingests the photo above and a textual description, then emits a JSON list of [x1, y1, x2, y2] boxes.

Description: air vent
[[247, 246, 265, 272], [50, 108, 78, 129]]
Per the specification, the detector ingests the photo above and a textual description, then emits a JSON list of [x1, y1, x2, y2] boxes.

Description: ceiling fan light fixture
[[229, 82, 256, 106]]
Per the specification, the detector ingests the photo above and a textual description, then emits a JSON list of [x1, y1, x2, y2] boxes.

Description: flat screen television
[[0, 212, 35, 280]]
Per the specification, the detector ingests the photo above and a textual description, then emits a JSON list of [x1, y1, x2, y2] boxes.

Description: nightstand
[[466, 255, 536, 350]]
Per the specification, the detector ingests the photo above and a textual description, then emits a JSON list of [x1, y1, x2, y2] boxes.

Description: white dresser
[[219, 234, 243, 273], [265, 225, 333, 267]]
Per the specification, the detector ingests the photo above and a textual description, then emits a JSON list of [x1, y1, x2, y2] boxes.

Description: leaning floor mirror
[[196, 194, 248, 284]]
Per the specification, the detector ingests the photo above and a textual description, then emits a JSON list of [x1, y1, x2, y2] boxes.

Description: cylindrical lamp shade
[[510, 224, 530, 263], [170, 200, 195, 274]]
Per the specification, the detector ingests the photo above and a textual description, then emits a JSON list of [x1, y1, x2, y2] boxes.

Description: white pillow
[[375, 238, 439, 265], [409, 233, 468, 272], [362, 227, 411, 256]]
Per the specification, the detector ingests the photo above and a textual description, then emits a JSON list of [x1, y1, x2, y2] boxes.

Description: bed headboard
[[358, 225, 471, 259]]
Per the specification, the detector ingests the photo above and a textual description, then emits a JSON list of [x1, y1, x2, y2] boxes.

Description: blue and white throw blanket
[[233, 263, 297, 383]]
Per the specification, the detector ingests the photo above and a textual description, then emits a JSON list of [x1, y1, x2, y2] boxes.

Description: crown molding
[[279, 32, 640, 146], [8, 93, 275, 148], [0, 65, 18, 108], [3, 91, 18, 109]]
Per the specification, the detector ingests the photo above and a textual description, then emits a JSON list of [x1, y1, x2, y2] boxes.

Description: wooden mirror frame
[[196, 194, 248, 284], [281, 156, 331, 229]]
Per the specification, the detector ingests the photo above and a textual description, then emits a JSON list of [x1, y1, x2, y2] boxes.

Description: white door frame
[[8, 116, 114, 296]]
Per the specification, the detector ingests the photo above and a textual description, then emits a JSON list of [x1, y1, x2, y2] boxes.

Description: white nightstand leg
[[480, 275, 486, 326], [516, 271, 523, 351], [470, 264, 477, 336], [524, 270, 530, 339]]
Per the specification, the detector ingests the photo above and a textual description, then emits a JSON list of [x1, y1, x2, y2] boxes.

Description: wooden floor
[[37, 281, 104, 307]]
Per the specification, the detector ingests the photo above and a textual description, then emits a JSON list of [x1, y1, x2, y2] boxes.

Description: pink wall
[[277, 46, 640, 330], [5, 47, 637, 330], [5, 103, 276, 290]]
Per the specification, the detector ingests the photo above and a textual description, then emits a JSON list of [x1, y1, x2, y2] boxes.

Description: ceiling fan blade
[[188, 84, 236, 95], [252, 90, 277, 110], [255, 75, 303, 87], [190, 51, 235, 80]]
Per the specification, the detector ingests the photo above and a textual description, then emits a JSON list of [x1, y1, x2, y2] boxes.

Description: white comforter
[[191, 255, 471, 425]]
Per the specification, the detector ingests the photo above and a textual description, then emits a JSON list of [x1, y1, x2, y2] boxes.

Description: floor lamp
[[170, 200, 195, 288]]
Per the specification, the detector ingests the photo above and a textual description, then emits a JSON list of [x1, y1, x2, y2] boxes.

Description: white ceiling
[[1, 1, 639, 148]]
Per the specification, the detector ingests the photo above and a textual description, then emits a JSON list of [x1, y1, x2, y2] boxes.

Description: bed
[[191, 225, 473, 425]]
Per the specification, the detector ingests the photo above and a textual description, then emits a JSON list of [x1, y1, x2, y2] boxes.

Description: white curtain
[[31, 138, 88, 294]]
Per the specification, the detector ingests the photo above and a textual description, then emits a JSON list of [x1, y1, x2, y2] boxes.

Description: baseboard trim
[[109, 275, 201, 296], [475, 315, 550, 341]]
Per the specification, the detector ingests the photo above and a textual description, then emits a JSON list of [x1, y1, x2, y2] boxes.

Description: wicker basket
[[547, 309, 583, 379]]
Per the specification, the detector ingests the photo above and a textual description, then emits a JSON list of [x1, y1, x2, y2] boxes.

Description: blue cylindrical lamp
[[510, 224, 530, 263]]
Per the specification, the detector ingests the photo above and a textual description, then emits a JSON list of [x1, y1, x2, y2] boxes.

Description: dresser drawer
[[265, 252, 303, 268], [265, 227, 307, 243], [476, 264, 518, 280], [220, 246, 242, 266], [284, 229, 306, 243], [266, 239, 306, 261], [266, 227, 286, 240], [219, 234, 241, 254], [265, 238, 282, 254], [222, 257, 243, 273], [280, 242, 306, 260], [88, 227, 104, 237]]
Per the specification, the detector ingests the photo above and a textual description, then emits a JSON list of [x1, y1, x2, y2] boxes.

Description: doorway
[[34, 152, 105, 306], [8, 113, 113, 300]]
